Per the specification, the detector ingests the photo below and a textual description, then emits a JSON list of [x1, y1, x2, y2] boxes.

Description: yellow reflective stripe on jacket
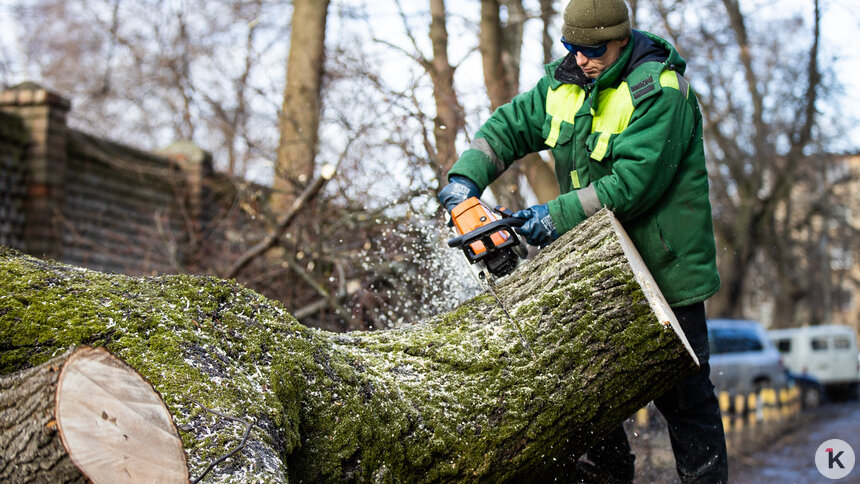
[[545, 68, 690, 158], [544, 84, 586, 147], [588, 84, 633, 161], [570, 170, 580, 189], [660, 70, 679, 91], [590, 131, 613, 160], [660, 69, 689, 99], [590, 84, 634, 138]]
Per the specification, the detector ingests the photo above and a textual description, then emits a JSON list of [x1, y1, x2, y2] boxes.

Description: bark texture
[[273, 0, 330, 211], [0, 209, 697, 482], [478, 0, 558, 206], [1, 348, 84, 482], [428, 0, 465, 174], [0, 346, 186, 483]]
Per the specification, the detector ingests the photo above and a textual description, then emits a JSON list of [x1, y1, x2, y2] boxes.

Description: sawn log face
[[0, 209, 697, 482], [0, 346, 187, 483]]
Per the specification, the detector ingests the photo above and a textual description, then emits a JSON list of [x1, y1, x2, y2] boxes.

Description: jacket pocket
[[542, 115, 575, 148], [585, 131, 618, 162], [628, 216, 679, 269], [544, 116, 579, 191]]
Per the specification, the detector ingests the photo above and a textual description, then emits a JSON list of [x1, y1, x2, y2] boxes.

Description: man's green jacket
[[448, 30, 720, 307]]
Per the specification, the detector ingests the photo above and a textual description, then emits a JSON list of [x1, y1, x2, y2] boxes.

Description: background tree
[[479, 0, 559, 208], [428, 0, 466, 176], [272, 0, 330, 211]]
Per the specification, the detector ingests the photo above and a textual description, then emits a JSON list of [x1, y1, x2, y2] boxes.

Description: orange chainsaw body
[[451, 197, 511, 256], [448, 197, 526, 278]]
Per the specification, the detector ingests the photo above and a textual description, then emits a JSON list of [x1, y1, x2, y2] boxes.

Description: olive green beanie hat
[[562, 0, 631, 45]]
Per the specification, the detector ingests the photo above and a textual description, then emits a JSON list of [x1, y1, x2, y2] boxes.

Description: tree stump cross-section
[[0, 346, 188, 483]]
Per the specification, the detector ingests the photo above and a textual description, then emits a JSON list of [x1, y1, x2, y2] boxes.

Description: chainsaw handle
[[447, 217, 526, 248]]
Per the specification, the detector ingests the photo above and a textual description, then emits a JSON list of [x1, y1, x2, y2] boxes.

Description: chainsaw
[[446, 197, 535, 358], [446, 197, 528, 280]]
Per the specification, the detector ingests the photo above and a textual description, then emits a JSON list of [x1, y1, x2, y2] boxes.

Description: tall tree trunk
[[539, 0, 555, 65], [628, 0, 640, 26], [479, 0, 558, 208], [0, 209, 697, 481], [428, 0, 465, 175], [273, 0, 330, 211], [1, 347, 187, 483], [709, 225, 756, 319]]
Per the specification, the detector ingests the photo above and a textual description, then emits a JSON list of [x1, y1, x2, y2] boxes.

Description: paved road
[[731, 401, 860, 483], [629, 401, 860, 483]]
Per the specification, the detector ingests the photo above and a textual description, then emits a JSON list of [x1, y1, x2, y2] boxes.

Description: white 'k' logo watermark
[[816, 439, 855, 480]]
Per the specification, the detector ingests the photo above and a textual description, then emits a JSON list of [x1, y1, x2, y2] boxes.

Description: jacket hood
[[550, 30, 686, 87]]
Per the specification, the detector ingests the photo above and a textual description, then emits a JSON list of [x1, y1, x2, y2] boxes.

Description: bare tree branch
[[226, 165, 336, 279]]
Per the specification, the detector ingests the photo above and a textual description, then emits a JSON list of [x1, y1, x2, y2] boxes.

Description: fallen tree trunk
[[0, 346, 187, 483], [0, 209, 697, 482]]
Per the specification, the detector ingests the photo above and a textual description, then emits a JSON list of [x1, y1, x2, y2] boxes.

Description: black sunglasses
[[561, 38, 609, 58]]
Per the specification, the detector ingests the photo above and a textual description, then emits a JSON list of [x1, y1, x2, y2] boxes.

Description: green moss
[[0, 249, 298, 480], [0, 209, 698, 484]]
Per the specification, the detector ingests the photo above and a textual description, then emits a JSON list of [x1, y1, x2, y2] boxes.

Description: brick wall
[[0, 82, 70, 259], [0, 110, 28, 249], [60, 131, 190, 274], [0, 83, 210, 276]]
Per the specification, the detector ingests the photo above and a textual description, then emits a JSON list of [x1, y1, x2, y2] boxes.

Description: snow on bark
[[0, 209, 697, 482]]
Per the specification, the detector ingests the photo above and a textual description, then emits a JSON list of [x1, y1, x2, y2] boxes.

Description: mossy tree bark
[[0, 346, 187, 483], [0, 209, 697, 482]]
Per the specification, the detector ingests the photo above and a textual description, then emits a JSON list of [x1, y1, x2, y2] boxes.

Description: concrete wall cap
[[0, 82, 71, 110]]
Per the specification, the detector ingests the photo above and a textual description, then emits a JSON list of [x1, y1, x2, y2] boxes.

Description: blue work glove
[[513, 204, 558, 247], [438, 175, 481, 213]]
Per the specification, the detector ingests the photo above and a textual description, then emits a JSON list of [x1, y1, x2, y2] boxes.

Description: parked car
[[769, 325, 860, 400], [785, 369, 823, 409], [707, 319, 786, 395]]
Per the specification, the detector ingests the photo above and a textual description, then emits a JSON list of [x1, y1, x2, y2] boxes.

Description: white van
[[768, 325, 860, 398], [707, 319, 787, 395]]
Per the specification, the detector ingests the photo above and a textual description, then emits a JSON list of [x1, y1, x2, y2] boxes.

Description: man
[[437, 0, 728, 482]]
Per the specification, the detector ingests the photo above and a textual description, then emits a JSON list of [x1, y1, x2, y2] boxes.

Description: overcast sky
[[820, 0, 860, 151], [1, 0, 857, 152]]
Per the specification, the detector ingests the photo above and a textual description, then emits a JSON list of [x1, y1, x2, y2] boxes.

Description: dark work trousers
[[585, 302, 729, 483]]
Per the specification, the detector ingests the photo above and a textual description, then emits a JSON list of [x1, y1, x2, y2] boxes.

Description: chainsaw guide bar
[[446, 197, 535, 359]]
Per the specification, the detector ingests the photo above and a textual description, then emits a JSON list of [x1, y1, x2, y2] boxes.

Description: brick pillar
[[0, 82, 70, 259], [157, 141, 213, 223]]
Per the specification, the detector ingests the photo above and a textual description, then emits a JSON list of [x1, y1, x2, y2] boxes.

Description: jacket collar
[[549, 30, 680, 88]]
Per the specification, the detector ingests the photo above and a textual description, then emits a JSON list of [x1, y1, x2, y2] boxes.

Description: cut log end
[[608, 211, 699, 366], [56, 347, 188, 483], [1, 346, 188, 483]]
